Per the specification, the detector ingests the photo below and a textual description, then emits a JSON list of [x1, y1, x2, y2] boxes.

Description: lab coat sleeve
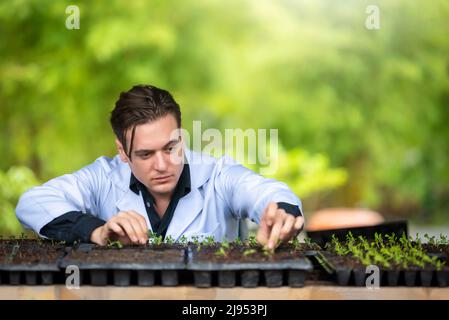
[[15, 160, 104, 236], [215, 156, 303, 224]]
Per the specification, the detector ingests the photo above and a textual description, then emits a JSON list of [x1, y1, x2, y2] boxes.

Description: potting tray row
[[186, 245, 313, 288], [0, 241, 313, 287], [313, 252, 449, 287], [1, 239, 448, 287]]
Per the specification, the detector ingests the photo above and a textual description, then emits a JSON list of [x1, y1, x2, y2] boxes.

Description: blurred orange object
[[305, 208, 384, 231]]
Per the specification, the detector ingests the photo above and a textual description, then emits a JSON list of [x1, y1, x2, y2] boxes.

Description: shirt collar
[[129, 164, 191, 198]]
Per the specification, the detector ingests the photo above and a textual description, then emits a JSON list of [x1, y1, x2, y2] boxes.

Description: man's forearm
[[39, 211, 105, 243]]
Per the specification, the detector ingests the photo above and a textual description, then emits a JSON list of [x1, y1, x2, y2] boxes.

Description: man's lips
[[152, 175, 172, 181]]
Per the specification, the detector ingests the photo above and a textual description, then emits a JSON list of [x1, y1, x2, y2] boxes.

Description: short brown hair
[[110, 84, 181, 160]]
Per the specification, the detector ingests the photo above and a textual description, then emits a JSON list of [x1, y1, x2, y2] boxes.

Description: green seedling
[[434, 259, 446, 271], [107, 239, 123, 249], [164, 235, 175, 244], [328, 232, 444, 271], [191, 236, 200, 246], [326, 234, 349, 256], [215, 241, 230, 257], [147, 231, 163, 245], [203, 235, 216, 246], [437, 233, 449, 246], [289, 236, 301, 249], [243, 248, 257, 256], [424, 233, 436, 246], [247, 235, 258, 247], [177, 235, 188, 245], [233, 237, 243, 246], [262, 246, 274, 258]]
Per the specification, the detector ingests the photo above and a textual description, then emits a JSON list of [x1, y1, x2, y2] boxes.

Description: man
[[15, 85, 304, 249]]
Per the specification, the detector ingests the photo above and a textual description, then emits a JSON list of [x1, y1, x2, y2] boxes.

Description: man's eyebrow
[[134, 139, 179, 154]]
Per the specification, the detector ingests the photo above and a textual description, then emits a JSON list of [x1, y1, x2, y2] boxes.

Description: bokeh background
[[1, 0, 448, 236]]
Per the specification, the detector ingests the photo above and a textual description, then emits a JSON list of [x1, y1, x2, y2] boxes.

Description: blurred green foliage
[[0, 167, 39, 235], [1, 0, 449, 235], [266, 147, 348, 199]]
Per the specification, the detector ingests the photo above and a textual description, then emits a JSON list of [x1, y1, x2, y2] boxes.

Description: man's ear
[[115, 138, 128, 163]]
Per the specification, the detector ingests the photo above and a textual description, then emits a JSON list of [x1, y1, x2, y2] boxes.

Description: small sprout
[[148, 231, 163, 245], [288, 237, 301, 249], [434, 259, 446, 271], [262, 246, 274, 257], [243, 249, 257, 256], [107, 239, 123, 249], [178, 235, 188, 245], [164, 235, 175, 245], [233, 237, 243, 246], [190, 236, 202, 251], [424, 233, 436, 246], [214, 241, 230, 257], [437, 233, 449, 245], [191, 236, 200, 245], [203, 236, 216, 246], [215, 247, 227, 257], [247, 235, 258, 247]]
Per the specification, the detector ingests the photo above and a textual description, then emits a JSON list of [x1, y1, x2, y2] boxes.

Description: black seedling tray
[[186, 247, 313, 288], [0, 242, 66, 285], [60, 243, 186, 286], [313, 252, 449, 287], [0, 264, 62, 286], [306, 221, 408, 248]]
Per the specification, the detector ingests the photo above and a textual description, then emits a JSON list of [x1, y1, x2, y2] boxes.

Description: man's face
[[116, 114, 184, 198]]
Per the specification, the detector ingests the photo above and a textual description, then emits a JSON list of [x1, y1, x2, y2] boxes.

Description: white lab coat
[[15, 148, 303, 242]]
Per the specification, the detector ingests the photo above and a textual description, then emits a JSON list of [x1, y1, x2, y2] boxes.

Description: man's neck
[[150, 191, 173, 218]]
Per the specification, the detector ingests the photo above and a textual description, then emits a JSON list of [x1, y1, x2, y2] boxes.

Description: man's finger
[[294, 216, 305, 231], [264, 202, 278, 227], [127, 211, 149, 243], [108, 221, 126, 237], [279, 214, 295, 241], [267, 216, 283, 250], [115, 217, 139, 243], [125, 215, 148, 244], [256, 218, 270, 246], [122, 212, 147, 243]]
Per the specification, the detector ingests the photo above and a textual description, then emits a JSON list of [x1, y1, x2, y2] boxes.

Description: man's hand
[[90, 211, 149, 246], [256, 202, 304, 250]]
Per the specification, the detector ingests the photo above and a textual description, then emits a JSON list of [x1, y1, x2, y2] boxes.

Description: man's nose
[[154, 152, 168, 171]]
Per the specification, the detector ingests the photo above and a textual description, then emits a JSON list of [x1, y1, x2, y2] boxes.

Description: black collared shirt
[[129, 164, 191, 239]]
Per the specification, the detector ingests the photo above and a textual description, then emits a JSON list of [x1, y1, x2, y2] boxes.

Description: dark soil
[[192, 244, 308, 264], [421, 244, 449, 259], [66, 245, 185, 264], [0, 239, 65, 265], [319, 252, 365, 270]]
